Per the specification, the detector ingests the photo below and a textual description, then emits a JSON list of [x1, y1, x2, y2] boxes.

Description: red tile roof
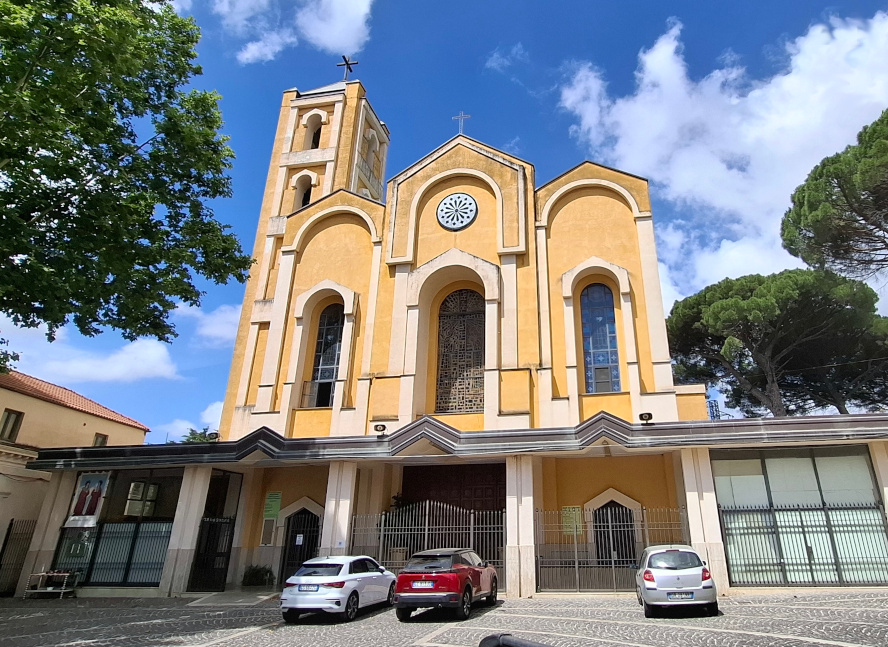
[[0, 371, 149, 432]]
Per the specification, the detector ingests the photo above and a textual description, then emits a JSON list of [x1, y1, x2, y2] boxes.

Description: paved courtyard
[[2, 590, 888, 647]]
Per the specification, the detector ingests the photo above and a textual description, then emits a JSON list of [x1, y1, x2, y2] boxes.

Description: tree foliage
[[782, 108, 888, 276], [0, 0, 252, 370], [179, 426, 217, 443], [667, 269, 888, 417]]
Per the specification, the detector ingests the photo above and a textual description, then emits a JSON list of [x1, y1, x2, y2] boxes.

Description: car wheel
[[643, 601, 657, 618], [282, 609, 301, 624], [485, 578, 497, 606], [395, 606, 414, 622], [454, 587, 472, 620], [341, 592, 359, 622], [386, 582, 396, 606], [636, 588, 643, 606], [707, 602, 719, 617]]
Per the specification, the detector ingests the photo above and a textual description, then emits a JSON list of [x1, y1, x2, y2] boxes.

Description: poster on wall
[[64, 472, 111, 528]]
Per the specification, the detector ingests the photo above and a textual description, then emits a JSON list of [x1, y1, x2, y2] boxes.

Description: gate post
[[320, 461, 358, 556], [680, 448, 729, 592], [160, 465, 213, 596], [506, 455, 540, 598], [869, 442, 888, 523]]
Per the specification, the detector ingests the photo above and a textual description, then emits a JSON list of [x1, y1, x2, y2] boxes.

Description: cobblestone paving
[[2, 590, 888, 647]]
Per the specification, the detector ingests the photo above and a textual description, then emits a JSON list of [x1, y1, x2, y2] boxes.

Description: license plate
[[411, 581, 434, 589], [667, 592, 694, 600], [297, 584, 319, 592]]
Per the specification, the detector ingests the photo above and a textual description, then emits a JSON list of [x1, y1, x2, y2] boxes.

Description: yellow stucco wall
[[677, 392, 709, 421], [0, 389, 146, 447], [542, 454, 678, 511]]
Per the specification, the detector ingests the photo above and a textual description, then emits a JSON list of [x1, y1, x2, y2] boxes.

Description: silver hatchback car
[[635, 545, 718, 617]]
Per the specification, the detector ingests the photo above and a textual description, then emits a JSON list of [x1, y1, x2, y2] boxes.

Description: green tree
[[667, 269, 883, 417], [179, 426, 217, 443], [0, 1, 252, 371], [782, 108, 888, 276]]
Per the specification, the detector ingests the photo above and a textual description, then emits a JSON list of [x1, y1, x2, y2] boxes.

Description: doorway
[[279, 509, 321, 582]]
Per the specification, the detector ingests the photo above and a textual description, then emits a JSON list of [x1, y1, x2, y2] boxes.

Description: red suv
[[393, 548, 497, 621]]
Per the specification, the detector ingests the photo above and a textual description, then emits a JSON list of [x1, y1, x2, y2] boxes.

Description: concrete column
[[868, 441, 888, 521], [228, 469, 262, 586], [320, 461, 357, 556], [680, 448, 729, 592], [15, 470, 77, 596], [159, 466, 213, 596], [505, 455, 540, 598]]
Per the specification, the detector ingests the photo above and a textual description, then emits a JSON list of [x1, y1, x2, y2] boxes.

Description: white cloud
[[185, 0, 374, 63], [1, 316, 180, 383], [296, 0, 374, 55], [559, 13, 888, 303], [502, 135, 522, 155], [176, 304, 241, 347], [201, 401, 224, 430], [237, 29, 299, 64], [38, 339, 179, 384], [486, 43, 529, 72], [153, 418, 197, 443]]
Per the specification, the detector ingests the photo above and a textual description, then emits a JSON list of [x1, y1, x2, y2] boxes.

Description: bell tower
[[219, 79, 389, 438]]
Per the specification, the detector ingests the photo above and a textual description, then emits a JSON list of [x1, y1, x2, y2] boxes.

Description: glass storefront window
[[712, 459, 768, 507]]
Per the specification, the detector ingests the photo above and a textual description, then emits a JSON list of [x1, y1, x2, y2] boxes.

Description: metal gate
[[188, 517, 235, 592], [535, 506, 687, 591], [351, 501, 505, 581], [279, 509, 320, 582], [719, 503, 888, 586], [0, 519, 36, 596]]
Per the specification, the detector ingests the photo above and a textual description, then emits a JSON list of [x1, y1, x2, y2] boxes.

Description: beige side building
[[0, 371, 147, 594], [18, 79, 888, 600]]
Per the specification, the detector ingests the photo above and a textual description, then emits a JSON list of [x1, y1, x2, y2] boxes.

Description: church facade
[[16, 80, 888, 598]]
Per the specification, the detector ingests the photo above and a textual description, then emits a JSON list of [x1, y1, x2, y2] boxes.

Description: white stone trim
[[635, 216, 674, 390], [501, 255, 518, 369], [506, 455, 540, 597], [300, 108, 330, 126], [405, 249, 501, 307], [539, 178, 643, 227], [320, 461, 357, 555], [583, 488, 642, 514], [289, 169, 319, 188], [560, 257, 639, 423], [276, 496, 324, 528]]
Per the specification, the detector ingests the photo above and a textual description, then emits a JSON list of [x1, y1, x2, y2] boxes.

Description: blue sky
[[5, 0, 888, 441]]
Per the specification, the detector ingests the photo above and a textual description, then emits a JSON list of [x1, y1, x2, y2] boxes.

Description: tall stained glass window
[[580, 284, 620, 393], [302, 303, 344, 407], [436, 289, 485, 413]]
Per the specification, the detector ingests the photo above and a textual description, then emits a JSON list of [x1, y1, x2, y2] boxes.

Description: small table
[[23, 571, 80, 599]]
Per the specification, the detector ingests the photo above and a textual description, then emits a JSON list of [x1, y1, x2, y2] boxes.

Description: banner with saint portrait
[[64, 472, 110, 527]]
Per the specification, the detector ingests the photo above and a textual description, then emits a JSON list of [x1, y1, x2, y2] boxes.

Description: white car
[[635, 545, 718, 617], [280, 555, 396, 623]]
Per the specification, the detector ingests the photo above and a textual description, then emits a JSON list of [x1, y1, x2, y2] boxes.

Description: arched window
[[580, 283, 620, 393], [302, 303, 344, 408], [435, 289, 485, 413], [293, 175, 313, 210], [304, 113, 323, 150]]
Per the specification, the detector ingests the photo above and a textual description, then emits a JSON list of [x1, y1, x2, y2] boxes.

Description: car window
[[465, 552, 482, 566], [294, 563, 343, 577], [365, 558, 381, 571], [405, 555, 453, 570], [647, 551, 703, 570], [350, 559, 369, 574]]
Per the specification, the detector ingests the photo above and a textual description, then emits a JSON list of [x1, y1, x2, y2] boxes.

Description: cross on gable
[[337, 55, 359, 80], [452, 111, 471, 135]]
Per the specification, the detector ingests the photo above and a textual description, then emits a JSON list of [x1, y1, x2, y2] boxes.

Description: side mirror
[[378, 567, 386, 573], [483, 561, 490, 568], [703, 561, 707, 565]]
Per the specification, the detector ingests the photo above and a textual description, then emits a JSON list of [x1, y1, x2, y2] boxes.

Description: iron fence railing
[[0, 519, 37, 596], [351, 501, 505, 583], [535, 506, 688, 592], [719, 502, 888, 586], [54, 521, 173, 586]]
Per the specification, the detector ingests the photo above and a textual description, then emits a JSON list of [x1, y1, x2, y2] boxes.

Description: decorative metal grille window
[[435, 289, 485, 413], [580, 284, 621, 393], [301, 303, 344, 408]]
